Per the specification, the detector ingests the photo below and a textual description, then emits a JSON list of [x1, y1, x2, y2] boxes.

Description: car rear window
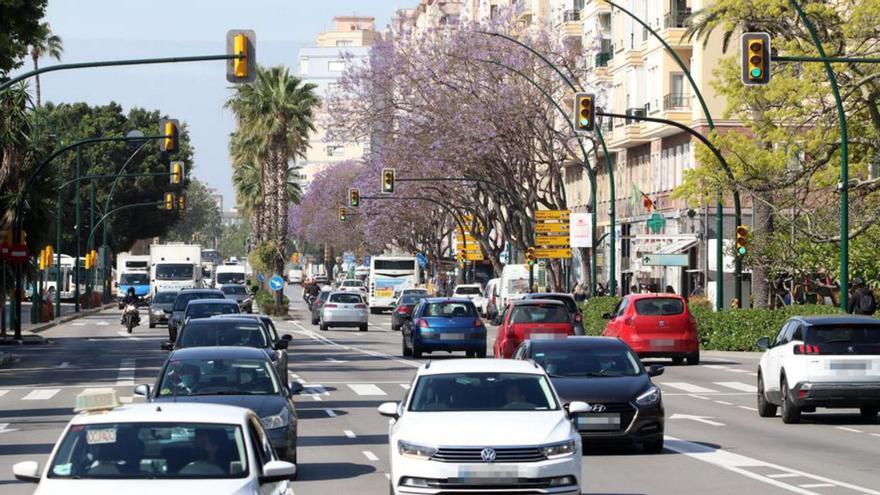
[[529, 295, 577, 314], [634, 298, 684, 316], [329, 293, 363, 304], [187, 303, 239, 319], [510, 304, 570, 324], [174, 292, 222, 311], [153, 292, 178, 304], [423, 302, 476, 317], [178, 323, 268, 348], [805, 324, 880, 354], [401, 294, 427, 305], [455, 286, 482, 295]]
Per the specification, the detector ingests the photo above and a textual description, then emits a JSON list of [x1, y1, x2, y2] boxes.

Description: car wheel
[[686, 352, 700, 365], [780, 376, 801, 424], [671, 357, 685, 365], [860, 406, 878, 421], [360, 324, 368, 332], [402, 337, 412, 357], [757, 373, 777, 418], [643, 436, 664, 454], [311, 316, 318, 325], [412, 344, 422, 359], [319, 320, 328, 331]]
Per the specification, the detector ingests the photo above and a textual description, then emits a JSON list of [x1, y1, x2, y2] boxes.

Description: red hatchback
[[602, 294, 700, 365], [493, 300, 575, 358]]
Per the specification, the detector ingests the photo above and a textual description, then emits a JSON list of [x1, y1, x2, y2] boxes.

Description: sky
[[14, 0, 404, 210]]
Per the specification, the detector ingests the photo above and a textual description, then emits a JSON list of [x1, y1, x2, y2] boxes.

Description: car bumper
[[630, 339, 699, 357], [574, 403, 664, 443], [392, 455, 580, 495], [149, 312, 170, 324], [323, 312, 369, 325], [415, 335, 486, 352], [792, 381, 880, 408]]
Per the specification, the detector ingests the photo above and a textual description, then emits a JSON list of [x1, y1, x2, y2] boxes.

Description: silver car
[[320, 292, 369, 332]]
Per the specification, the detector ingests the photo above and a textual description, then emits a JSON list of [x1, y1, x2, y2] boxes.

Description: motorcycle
[[123, 304, 140, 334]]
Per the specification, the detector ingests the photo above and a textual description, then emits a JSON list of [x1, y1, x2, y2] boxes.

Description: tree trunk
[[32, 56, 41, 108], [751, 194, 773, 308], [577, 247, 591, 291]]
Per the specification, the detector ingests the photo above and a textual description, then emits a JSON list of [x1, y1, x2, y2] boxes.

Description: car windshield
[[529, 295, 577, 314], [455, 286, 482, 295], [157, 358, 278, 396], [533, 347, 642, 377], [156, 264, 194, 281], [186, 303, 239, 319], [409, 372, 558, 412], [329, 293, 363, 304], [423, 301, 476, 317], [510, 304, 570, 324], [47, 422, 248, 479], [174, 293, 221, 311], [221, 286, 247, 296], [120, 273, 149, 285], [178, 323, 268, 349], [401, 294, 428, 305], [216, 273, 245, 284], [342, 281, 363, 287], [634, 298, 684, 316], [153, 292, 178, 304]]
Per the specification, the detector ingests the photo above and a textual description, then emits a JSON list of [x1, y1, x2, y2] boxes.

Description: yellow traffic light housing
[[226, 30, 257, 83], [339, 207, 347, 222], [741, 32, 771, 85], [170, 161, 184, 185], [526, 247, 537, 266], [163, 192, 175, 211], [382, 168, 395, 194], [177, 195, 186, 211], [160, 119, 179, 153], [39, 247, 47, 270], [349, 188, 360, 207], [574, 93, 595, 132], [735, 225, 750, 256]]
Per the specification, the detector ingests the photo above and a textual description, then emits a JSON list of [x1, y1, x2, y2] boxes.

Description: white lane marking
[[748, 372, 758, 377], [400, 384, 411, 390], [690, 394, 711, 400], [325, 409, 337, 418], [312, 396, 323, 401], [738, 406, 759, 412], [836, 426, 863, 433], [715, 381, 757, 393], [704, 365, 728, 370], [871, 433, 880, 438], [344, 430, 357, 438], [289, 373, 300, 379], [663, 382, 718, 394], [325, 358, 348, 363], [362, 451, 379, 461], [715, 401, 734, 406], [72, 322, 86, 326], [116, 358, 136, 386], [385, 473, 391, 480], [22, 389, 60, 400], [349, 384, 387, 396], [669, 414, 725, 426], [82, 387, 114, 395], [0, 390, 8, 398], [666, 436, 880, 495], [0, 423, 18, 434], [799, 484, 835, 489], [57, 362, 70, 368], [726, 368, 752, 374], [768, 473, 802, 479], [292, 324, 420, 368], [96, 321, 108, 326]]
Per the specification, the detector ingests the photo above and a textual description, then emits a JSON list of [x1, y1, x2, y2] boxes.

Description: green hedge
[[579, 297, 842, 351], [254, 289, 289, 316]]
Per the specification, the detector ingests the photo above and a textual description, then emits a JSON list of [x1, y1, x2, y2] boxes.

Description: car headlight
[[636, 385, 661, 406], [397, 440, 437, 459], [152, 309, 164, 316], [261, 409, 290, 429], [241, 298, 251, 305], [541, 439, 577, 458]]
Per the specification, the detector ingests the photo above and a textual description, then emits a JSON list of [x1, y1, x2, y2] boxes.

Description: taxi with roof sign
[[12, 389, 296, 494]]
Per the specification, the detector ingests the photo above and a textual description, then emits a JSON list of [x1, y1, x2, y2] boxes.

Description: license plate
[[651, 339, 674, 347], [376, 289, 393, 297], [829, 361, 869, 370], [531, 333, 564, 340], [440, 333, 465, 340], [458, 465, 519, 480], [577, 414, 621, 431]]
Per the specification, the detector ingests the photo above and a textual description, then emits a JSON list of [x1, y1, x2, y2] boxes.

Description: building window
[[336, 40, 353, 47], [299, 58, 309, 75], [362, 142, 371, 155], [326, 145, 345, 157], [328, 60, 346, 72]]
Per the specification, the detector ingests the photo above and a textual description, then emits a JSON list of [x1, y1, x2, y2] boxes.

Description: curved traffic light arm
[[359, 195, 472, 253]]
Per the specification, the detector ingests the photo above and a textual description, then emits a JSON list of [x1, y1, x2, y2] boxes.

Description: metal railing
[[563, 9, 580, 22], [663, 93, 691, 109], [595, 52, 612, 67], [663, 9, 691, 28]]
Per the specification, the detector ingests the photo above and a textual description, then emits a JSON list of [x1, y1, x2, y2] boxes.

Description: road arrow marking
[[57, 362, 70, 368], [670, 413, 725, 426], [0, 423, 19, 434]]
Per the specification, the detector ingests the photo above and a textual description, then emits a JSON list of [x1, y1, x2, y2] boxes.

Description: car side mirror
[[290, 382, 305, 395], [647, 365, 665, 377], [275, 340, 289, 351], [134, 384, 151, 397], [756, 337, 770, 350], [259, 460, 297, 484], [602, 312, 612, 320], [377, 401, 400, 420], [281, 334, 292, 341], [160, 341, 173, 351], [12, 461, 41, 483], [567, 401, 590, 415]]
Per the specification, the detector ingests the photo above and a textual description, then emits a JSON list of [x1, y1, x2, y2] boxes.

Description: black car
[[213, 313, 291, 386], [391, 293, 429, 331], [148, 290, 178, 328], [165, 316, 290, 384], [136, 346, 304, 467], [168, 288, 225, 341], [523, 292, 585, 335], [220, 284, 253, 313], [513, 336, 665, 452]]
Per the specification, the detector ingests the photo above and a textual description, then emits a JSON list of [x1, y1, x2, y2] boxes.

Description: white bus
[[368, 255, 420, 312], [45, 254, 86, 301]]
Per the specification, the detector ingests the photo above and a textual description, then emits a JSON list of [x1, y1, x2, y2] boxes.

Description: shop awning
[[657, 238, 698, 255]]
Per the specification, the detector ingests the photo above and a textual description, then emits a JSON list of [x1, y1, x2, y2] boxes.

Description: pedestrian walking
[[847, 278, 877, 315], [665, 285, 675, 294], [690, 284, 704, 297]]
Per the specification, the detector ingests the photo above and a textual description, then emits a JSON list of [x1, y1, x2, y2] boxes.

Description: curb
[[24, 303, 117, 335]]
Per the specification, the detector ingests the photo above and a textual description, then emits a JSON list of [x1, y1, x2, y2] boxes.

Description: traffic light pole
[[85, 201, 166, 252]]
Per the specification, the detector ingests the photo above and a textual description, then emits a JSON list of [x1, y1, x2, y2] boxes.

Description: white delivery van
[[215, 264, 247, 289], [498, 264, 531, 311], [149, 243, 202, 295]]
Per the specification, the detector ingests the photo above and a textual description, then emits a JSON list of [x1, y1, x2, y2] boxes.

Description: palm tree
[[29, 22, 64, 108]]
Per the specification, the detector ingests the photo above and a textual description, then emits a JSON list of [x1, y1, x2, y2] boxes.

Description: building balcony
[[515, 0, 533, 20], [663, 93, 690, 110], [642, 93, 693, 139], [595, 51, 612, 67], [582, 0, 611, 20], [657, 8, 692, 48], [664, 9, 691, 29], [558, 10, 582, 38]]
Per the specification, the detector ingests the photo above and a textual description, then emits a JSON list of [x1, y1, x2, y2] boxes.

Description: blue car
[[401, 298, 487, 358]]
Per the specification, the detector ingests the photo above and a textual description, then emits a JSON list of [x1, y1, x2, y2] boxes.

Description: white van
[[480, 278, 501, 317], [498, 264, 531, 311]]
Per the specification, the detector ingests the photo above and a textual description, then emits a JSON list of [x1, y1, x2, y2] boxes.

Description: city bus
[[368, 255, 420, 312], [45, 254, 86, 301]]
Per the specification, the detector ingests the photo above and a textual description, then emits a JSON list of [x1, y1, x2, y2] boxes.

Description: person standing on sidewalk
[[847, 278, 877, 315]]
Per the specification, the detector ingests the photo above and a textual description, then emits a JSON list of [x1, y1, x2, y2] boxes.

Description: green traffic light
[[750, 68, 762, 78], [579, 118, 589, 127], [738, 246, 746, 255]]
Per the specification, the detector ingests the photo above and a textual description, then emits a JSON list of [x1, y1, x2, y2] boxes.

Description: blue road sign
[[269, 275, 284, 291], [258, 273, 265, 283], [415, 252, 428, 268]]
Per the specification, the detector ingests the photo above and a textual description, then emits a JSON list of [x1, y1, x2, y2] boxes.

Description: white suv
[[378, 359, 587, 494], [756, 315, 880, 424]]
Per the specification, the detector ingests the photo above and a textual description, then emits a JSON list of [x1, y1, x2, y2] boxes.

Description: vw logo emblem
[[589, 404, 607, 413], [480, 447, 497, 462]]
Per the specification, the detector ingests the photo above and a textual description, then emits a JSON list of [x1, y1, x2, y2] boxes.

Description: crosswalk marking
[[304, 384, 328, 396], [362, 451, 379, 461], [400, 384, 410, 390], [116, 358, 136, 387], [22, 389, 60, 400], [344, 430, 356, 438], [0, 390, 9, 398], [767, 473, 802, 479], [662, 382, 718, 394], [704, 365, 728, 370], [349, 384, 387, 396], [714, 381, 757, 393]]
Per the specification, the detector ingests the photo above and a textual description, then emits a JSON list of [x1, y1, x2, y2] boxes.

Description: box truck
[[149, 243, 202, 295]]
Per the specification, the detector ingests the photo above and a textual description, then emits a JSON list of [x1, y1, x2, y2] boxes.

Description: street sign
[[415, 253, 428, 268], [646, 213, 667, 234], [569, 212, 592, 248], [535, 210, 570, 220], [642, 254, 689, 267], [269, 275, 284, 291], [8, 244, 28, 264], [464, 253, 484, 261], [258, 273, 265, 283], [534, 247, 572, 259], [535, 235, 570, 247], [535, 223, 569, 234]]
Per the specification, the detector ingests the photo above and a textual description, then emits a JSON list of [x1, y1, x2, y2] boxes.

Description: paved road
[[1, 285, 879, 494]]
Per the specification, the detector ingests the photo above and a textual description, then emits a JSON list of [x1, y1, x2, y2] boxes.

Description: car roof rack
[[425, 360, 432, 369]]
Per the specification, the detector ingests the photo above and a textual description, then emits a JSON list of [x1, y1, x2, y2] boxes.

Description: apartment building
[[296, 17, 380, 189]]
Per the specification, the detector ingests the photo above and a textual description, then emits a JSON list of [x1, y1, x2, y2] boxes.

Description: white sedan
[[13, 390, 296, 495]]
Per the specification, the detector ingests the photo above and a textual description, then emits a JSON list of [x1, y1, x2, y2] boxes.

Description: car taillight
[[398, 306, 412, 314], [419, 319, 430, 328], [794, 344, 820, 355], [355, 304, 366, 308], [324, 304, 338, 308]]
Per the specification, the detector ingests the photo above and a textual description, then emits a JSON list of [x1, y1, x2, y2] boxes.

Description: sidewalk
[[0, 302, 115, 354]]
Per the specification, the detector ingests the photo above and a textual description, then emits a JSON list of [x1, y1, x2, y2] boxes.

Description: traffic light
[[170, 161, 184, 185], [39, 247, 47, 270], [84, 250, 96, 270], [339, 207, 347, 222], [91, 250, 98, 269], [382, 168, 395, 194], [735, 225, 750, 256], [741, 32, 771, 85], [163, 192, 175, 211], [349, 188, 360, 207], [226, 30, 257, 83], [159, 119, 179, 153], [573, 92, 595, 132], [177, 195, 186, 211], [526, 247, 537, 266]]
